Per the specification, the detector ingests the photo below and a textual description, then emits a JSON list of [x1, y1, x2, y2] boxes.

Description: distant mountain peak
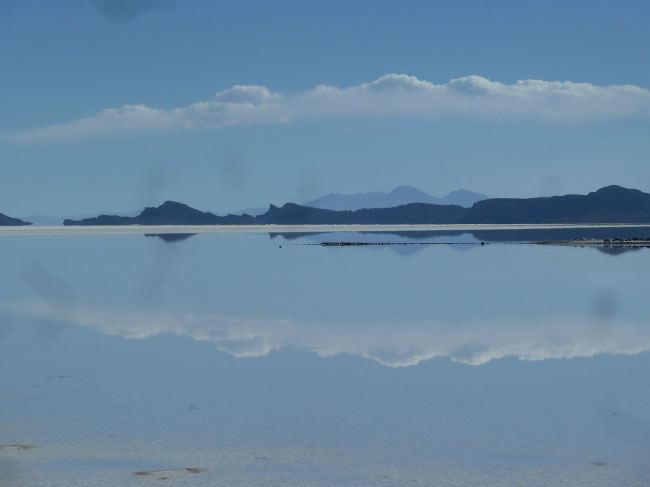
[[389, 185, 433, 197], [159, 200, 190, 208], [390, 185, 422, 193], [592, 185, 638, 195], [61, 184, 650, 227], [305, 186, 487, 211], [440, 189, 489, 208]]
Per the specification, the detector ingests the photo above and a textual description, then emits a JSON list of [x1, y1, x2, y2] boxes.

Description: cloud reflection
[[6, 303, 650, 367]]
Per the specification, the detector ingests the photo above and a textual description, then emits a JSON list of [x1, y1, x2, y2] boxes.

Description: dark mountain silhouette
[[20, 210, 140, 226], [64, 200, 466, 225], [460, 186, 650, 223], [0, 212, 32, 226], [217, 187, 485, 216], [259, 202, 465, 224], [63, 185, 650, 227], [64, 201, 257, 226], [305, 185, 487, 210]]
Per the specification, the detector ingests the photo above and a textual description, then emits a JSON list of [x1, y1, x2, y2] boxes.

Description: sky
[[1, 0, 650, 216]]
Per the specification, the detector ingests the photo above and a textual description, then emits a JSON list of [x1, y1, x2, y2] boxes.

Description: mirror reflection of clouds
[[7, 303, 650, 367], [2, 233, 649, 369]]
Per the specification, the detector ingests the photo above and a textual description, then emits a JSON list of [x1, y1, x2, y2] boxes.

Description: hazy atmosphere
[[3, 2, 650, 486], [2, 0, 650, 216]]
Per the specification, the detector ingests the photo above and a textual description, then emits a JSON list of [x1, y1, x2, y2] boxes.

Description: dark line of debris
[[313, 242, 490, 246]]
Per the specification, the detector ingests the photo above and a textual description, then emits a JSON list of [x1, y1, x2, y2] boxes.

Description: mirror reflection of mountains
[[272, 227, 650, 242], [63, 185, 650, 226], [144, 233, 197, 243], [153, 229, 650, 256]]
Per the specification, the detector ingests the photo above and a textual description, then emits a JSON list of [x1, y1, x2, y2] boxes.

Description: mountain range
[[59, 185, 650, 226], [13, 186, 485, 224], [304, 186, 487, 211]]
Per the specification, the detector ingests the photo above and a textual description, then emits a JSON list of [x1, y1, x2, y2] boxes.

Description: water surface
[[1, 232, 649, 485]]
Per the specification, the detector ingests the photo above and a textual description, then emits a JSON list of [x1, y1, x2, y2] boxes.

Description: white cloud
[[5, 74, 650, 142], [7, 303, 650, 367]]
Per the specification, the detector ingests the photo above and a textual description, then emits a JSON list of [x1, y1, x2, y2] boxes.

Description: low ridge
[[305, 185, 487, 211], [62, 185, 650, 226], [0, 212, 32, 226]]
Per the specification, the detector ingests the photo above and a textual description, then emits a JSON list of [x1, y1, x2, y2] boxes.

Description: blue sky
[[1, 0, 650, 216]]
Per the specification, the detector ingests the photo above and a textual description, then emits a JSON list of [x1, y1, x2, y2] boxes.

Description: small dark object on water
[[134, 467, 206, 476], [0, 444, 37, 451]]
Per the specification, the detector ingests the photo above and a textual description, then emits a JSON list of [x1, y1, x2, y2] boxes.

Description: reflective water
[[1, 232, 649, 485]]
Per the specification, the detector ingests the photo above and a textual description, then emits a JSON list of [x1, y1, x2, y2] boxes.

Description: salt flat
[[3, 228, 650, 487], [1, 223, 650, 236]]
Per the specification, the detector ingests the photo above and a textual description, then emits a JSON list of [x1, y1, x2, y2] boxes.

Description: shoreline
[[2, 223, 650, 236], [540, 237, 650, 248]]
